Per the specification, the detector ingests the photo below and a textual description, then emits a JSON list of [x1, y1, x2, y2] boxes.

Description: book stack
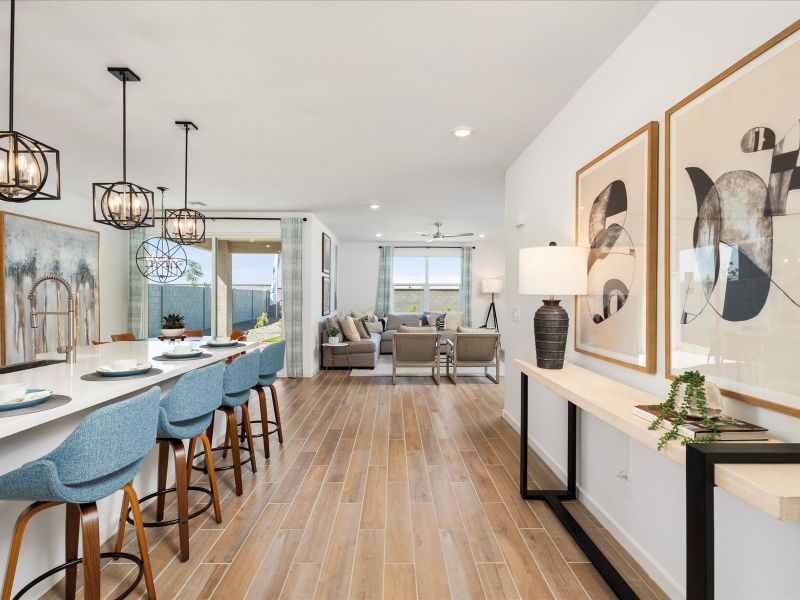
[[633, 405, 768, 441]]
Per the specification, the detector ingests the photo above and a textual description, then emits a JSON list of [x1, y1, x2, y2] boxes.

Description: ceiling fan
[[415, 222, 474, 242]]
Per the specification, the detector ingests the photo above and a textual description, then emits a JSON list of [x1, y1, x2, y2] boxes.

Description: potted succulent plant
[[327, 325, 342, 344], [161, 313, 186, 338]]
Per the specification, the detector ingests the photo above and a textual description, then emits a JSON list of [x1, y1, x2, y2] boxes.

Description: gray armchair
[[446, 329, 501, 384], [392, 326, 440, 385]]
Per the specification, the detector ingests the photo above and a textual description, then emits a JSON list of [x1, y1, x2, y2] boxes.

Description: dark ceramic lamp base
[[533, 298, 568, 369]]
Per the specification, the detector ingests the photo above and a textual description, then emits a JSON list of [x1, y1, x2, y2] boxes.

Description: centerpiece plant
[[161, 313, 185, 330], [650, 370, 720, 450]]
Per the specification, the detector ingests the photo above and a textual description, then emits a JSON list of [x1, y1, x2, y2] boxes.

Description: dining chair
[[184, 329, 204, 338], [111, 332, 136, 342]]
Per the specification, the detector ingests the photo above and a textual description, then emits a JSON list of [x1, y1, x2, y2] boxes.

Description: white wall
[[305, 215, 339, 376], [4, 191, 130, 346], [337, 239, 506, 328], [503, 2, 800, 598]]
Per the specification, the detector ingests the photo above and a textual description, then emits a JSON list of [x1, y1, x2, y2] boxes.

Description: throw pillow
[[435, 313, 446, 331], [340, 315, 361, 342], [444, 311, 465, 331], [354, 316, 370, 339]]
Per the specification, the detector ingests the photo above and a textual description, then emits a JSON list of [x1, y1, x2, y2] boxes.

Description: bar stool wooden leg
[[1, 501, 60, 600], [79, 503, 101, 600], [114, 487, 130, 554], [169, 439, 190, 562], [199, 433, 223, 523], [241, 403, 258, 474], [224, 407, 244, 495], [124, 483, 157, 599], [269, 384, 284, 444], [186, 437, 198, 483], [255, 386, 270, 459], [65, 503, 80, 600], [155, 441, 169, 522]]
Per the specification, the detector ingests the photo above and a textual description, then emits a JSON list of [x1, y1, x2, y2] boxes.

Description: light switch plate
[[512, 307, 520, 322]]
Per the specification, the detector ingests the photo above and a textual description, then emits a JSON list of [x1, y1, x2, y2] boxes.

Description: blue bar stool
[[249, 341, 286, 459], [193, 351, 259, 495], [0, 388, 160, 600], [115, 364, 224, 563]]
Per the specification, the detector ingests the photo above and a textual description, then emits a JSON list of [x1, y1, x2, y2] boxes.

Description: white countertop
[[0, 340, 262, 441], [516, 359, 800, 521]]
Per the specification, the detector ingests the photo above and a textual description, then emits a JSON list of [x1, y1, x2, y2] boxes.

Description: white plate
[[97, 362, 152, 374], [163, 349, 203, 358], [0, 389, 52, 406]]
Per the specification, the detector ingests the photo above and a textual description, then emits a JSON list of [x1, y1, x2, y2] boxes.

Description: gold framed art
[[0, 212, 101, 366], [665, 20, 800, 418], [574, 122, 658, 373]]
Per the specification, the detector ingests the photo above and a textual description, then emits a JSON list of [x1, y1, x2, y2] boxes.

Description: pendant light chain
[[122, 77, 127, 181], [184, 123, 189, 208]]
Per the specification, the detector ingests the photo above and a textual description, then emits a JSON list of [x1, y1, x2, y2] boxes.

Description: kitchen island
[[0, 339, 264, 598]]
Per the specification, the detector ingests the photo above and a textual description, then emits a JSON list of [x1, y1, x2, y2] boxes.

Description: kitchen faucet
[[28, 273, 77, 363]]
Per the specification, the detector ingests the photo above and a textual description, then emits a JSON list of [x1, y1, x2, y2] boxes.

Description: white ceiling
[[0, 0, 653, 242]]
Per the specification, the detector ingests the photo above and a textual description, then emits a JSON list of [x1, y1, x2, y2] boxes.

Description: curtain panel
[[281, 217, 304, 378], [127, 228, 148, 339], [375, 245, 394, 315], [460, 246, 473, 326]]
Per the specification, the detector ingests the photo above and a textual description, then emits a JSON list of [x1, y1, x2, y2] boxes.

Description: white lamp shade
[[518, 245, 588, 296], [481, 278, 504, 294]]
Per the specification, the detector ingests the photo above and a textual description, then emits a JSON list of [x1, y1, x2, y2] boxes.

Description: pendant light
[[164, 121, 206, 245], [136, 187, 187, 283], [92, 67, 154, 230], [0, 0, 60, 202]]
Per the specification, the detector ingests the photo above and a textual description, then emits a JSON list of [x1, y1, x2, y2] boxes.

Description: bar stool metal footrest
[[12, 552, 144, 600], [126, 486, 215, 527], [191, 445, 253, 474], [242, 418, 279, 439]]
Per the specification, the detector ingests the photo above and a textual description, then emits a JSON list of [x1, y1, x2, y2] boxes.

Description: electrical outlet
[[512, 307, 520, 322]]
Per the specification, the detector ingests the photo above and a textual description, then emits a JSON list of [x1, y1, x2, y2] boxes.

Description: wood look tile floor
[[43, 371, 668, 599]]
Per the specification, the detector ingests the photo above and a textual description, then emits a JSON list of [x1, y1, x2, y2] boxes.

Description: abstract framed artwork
[[574, 122, 658, 372], [322, 275, 331, 316], [322, 232, 331, 274], [0, 212, 100, 365], [666, 21, 800, 417]]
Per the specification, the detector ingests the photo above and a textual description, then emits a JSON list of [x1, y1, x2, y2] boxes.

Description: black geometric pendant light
[[136, 187, 187, 283], [164, 121, 206, 245], [92, 67, 154, 230], [0, 0, 60, 202]]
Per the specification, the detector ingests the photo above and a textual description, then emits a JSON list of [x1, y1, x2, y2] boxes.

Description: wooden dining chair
[[92, 340, 109, 346], [184, 329, 204, 337], [111, 332, 136, 342]]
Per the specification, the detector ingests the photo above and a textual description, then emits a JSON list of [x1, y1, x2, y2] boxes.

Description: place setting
[[0, 382, 71, 418], [80, 358, 164, 382], [152, 342, 213, 362], [199, 336, 247, 350]]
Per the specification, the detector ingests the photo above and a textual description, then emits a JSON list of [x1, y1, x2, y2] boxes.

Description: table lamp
[[481, 278, 503, 330], [518, 242, 588, 369]]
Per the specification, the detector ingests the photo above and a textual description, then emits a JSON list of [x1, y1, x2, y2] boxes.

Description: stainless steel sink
[[0, 359, 66, 374]]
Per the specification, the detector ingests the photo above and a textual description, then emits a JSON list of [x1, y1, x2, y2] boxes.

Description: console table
[[515, 359, 800, 600]]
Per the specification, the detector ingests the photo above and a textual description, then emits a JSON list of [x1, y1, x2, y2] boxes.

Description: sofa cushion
[[385, 313, 423, 331], [398, 325, 437, 333], [381, 329, 396, 342], [333, 337, 376, 355], [457, 326, 494, 334]]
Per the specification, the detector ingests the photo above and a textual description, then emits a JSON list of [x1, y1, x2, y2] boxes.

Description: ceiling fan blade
[[415, 232, 430, 236], [442, 233, 474, 238]]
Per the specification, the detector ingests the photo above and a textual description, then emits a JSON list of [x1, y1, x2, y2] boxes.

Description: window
[[393, 253, 461, 312]]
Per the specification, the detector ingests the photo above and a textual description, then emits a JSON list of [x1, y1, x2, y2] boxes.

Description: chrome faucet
[[28, 273, 77, 363]]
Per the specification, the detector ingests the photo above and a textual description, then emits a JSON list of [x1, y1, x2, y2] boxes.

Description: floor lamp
[[481, 278, 503, 330]]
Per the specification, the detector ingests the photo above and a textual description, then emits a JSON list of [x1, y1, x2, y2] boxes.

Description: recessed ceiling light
[[249, 238, 255, 243], [478, 233, 486, 238], [369, 204, 381, 210], [452, 127, 472, 138], [375, 233, 382, 238]]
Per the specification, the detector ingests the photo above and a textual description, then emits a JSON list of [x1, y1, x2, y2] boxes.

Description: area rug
[[349, 355, 505, 378]]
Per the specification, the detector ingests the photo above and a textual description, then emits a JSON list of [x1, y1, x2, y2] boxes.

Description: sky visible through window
[[168, 246, 280, 286], [394, 256, 460, 284]]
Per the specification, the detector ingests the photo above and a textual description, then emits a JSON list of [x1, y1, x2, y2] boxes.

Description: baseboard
[[502, 409, 684, 599]]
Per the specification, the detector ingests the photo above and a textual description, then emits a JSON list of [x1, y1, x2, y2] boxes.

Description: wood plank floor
[[45, 371, 668, 599]]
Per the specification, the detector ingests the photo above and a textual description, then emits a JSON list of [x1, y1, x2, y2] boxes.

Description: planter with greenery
[[326, 326, 342, 344], [649, 370, 721, 450], [161, 313, 186, 337]]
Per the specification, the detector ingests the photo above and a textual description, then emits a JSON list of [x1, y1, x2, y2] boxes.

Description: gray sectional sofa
[[379, 312, 457, 354], [320, 318, 381, 369]]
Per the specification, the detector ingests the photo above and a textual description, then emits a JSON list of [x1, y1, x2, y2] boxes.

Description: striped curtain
[[375, 245, 394, 315], [281, 218, 304, 378], [127, 228, 148, 339], [460, 246, 473, 326]]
